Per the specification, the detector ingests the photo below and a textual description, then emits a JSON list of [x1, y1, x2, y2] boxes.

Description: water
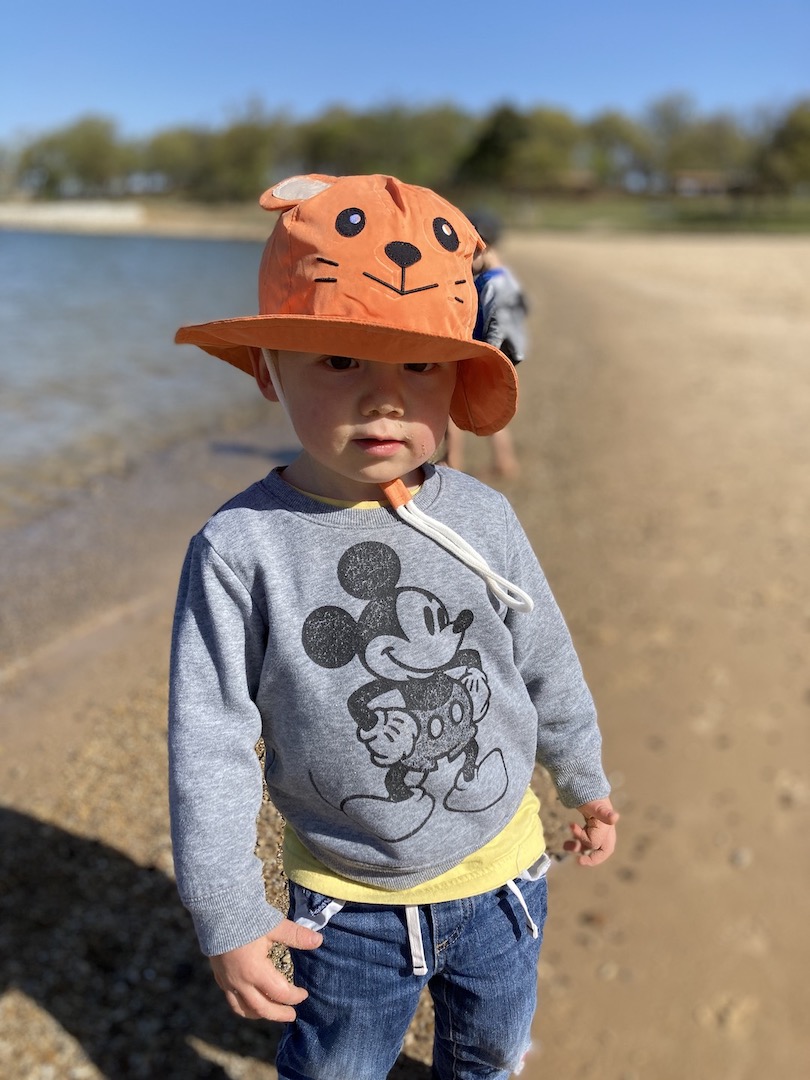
[[0, 229, 269, 521]]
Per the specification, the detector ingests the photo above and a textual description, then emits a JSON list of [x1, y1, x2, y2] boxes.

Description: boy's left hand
[[564, 797, 619, 866]]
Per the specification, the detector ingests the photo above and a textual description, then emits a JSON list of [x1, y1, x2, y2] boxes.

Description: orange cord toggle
[[379, 478, 413, 509], [378, 474, 534, 612]]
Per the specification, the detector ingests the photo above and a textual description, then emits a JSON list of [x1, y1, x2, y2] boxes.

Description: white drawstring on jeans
[[379, 478, 534, 613], [505, 880, 540, 939], [405, 906, 428, 976]]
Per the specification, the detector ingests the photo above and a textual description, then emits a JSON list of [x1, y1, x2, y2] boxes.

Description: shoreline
[[0, 412, 299, 676], [0, 199, 274, 241], [6, 198, 810, 243], [0, 394, 272, 534]]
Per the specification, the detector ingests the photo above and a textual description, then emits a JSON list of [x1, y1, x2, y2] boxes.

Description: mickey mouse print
[[302, 541, 509, 842]]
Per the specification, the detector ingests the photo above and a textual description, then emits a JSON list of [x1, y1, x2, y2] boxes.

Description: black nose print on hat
[[363, 240, 438, 296], [385, 241, 422, 269]]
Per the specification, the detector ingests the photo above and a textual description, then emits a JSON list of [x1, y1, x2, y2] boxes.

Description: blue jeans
[[276, 875, 548, 1080]]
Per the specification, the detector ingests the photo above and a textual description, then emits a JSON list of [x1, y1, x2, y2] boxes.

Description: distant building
[[673, 170, 729, 197]]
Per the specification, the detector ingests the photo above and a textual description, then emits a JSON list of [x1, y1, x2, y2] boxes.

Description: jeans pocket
[[288, 882, 346, 931], [518, 851, 552, 881]]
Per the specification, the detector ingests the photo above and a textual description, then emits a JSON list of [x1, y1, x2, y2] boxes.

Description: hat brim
[[175, 314, 517, 436]]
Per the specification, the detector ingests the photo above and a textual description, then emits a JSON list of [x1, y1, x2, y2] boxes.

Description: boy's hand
[[564, 797, 619, 866], [209, 919, 322, 1022]]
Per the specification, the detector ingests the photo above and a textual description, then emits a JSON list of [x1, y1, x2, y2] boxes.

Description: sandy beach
[[2, 229, 809, 1079]]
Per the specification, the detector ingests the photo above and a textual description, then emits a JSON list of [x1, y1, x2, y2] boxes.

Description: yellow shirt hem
[[284, 787, 545, 905]]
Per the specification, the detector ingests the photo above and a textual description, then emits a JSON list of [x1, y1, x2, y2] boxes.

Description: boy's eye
[[325, 356, 356, 370], [404, 363, 435, 373]]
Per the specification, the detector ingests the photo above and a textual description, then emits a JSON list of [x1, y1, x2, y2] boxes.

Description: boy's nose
[[360, 364, 405, 416]]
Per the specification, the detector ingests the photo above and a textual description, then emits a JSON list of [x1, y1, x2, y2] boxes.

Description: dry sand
[[2, 230, 809, 1079]]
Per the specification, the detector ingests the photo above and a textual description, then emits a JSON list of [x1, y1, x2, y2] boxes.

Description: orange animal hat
[[174, 173, 517, 435]]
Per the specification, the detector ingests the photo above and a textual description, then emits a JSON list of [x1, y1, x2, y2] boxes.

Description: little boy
[[169, 173, 617, 1080]]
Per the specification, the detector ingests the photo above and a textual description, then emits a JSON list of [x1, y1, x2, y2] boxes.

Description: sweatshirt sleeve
[[504, 509, 610, 809], [168, 534, 284, 956]]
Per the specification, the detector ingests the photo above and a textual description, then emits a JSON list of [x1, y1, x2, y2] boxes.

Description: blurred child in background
[[444, 209, 529, 479]]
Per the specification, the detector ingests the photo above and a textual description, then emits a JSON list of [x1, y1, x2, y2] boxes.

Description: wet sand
[[2, 232, 809, 1078]]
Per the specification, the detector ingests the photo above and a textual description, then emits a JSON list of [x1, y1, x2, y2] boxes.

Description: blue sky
[[2, 0, 807, 144]]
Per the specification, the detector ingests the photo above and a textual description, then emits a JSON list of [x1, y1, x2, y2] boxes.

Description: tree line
[[3, 93, 809, 204]]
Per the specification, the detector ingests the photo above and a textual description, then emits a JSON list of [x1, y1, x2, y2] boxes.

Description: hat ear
[[259, 174, 338, 212]]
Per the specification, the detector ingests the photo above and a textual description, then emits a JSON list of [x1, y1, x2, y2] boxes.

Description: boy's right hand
[[209, 918, 322, 1022]]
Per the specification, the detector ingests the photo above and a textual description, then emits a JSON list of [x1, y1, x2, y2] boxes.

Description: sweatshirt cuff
[[184, 880, 286, 957], [548, 759, 611, 810]]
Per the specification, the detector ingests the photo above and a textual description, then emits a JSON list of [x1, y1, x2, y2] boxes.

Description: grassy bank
[[488, 193, 810, 233], [4, 193, 810, 239], [139, 192, 810, 236]]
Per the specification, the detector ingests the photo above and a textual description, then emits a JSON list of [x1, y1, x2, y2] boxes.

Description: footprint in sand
[[693, 994, 759, 1037]]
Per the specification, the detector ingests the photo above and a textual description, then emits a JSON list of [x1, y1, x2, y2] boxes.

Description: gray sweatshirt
[[168, 464, 608, 956]]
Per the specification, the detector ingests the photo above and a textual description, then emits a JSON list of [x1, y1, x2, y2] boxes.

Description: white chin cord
[[260, 350, 533, 614], [380, 478, 534, 613], [261, 348, 288, 411]]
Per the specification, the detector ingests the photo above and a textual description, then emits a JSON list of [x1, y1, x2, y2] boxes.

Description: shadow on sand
[[0, 807, 432, 1079]]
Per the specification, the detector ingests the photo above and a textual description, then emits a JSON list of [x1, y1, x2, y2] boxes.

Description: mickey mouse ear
[[301, 605, 358, 668]]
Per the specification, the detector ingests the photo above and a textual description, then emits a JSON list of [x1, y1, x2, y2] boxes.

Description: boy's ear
[[248, 347, 279, 402]]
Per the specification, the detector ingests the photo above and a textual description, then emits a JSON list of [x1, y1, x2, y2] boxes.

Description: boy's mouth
[[354, 437, 406, 456]]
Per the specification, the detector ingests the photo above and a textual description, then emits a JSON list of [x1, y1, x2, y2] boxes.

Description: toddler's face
[[264, 350, 457, 501]]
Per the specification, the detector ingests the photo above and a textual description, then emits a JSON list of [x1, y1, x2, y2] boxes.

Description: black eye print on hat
[[336, 207, 366, 237], [433, 217, 460, 252]]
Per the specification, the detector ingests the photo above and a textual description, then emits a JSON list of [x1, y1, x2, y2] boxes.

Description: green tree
[[454, 103, 530, 187], [205, 117, 275, 201], [398, 105, 478, 188], [643, 93, 698, 189], [293, 104, 473, 189], [62, 116, 122, 192], [0, 144, 12, 196], [660, 112, 754, 188], [297, 107, 375, 177], [506, 107, 582, 192], [587, 110, 654, 190], [19, 115, 123, 196], [141, 101, 298, 201], [142, 126, 211, 194], [755, 99, 810, 192]]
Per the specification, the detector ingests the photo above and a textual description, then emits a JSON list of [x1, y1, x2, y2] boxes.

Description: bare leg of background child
[[443, 421, 519, 479], [490, 427, 520, 479], [443, 420, 465, 471]]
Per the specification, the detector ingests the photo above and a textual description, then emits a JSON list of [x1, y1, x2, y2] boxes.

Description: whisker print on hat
[[313, 257, 339, 282], [177, 173, 531, 612]]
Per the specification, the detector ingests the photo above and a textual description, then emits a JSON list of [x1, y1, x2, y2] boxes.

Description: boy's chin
[[360, 460, 426, 486], [289, 448, 431, 501]]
